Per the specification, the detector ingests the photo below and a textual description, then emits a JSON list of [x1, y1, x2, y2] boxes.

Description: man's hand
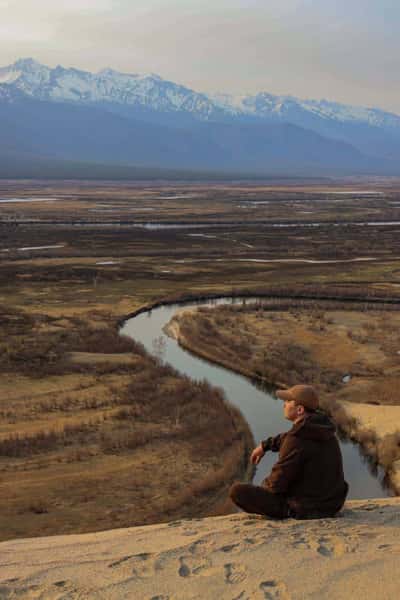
[[250, 444, 265, 465]]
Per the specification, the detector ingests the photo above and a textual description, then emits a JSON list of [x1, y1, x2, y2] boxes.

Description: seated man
[[230, 384, 349, 519]]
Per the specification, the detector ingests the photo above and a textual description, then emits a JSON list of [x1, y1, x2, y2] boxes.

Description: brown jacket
[[261, 411, 348, 518]]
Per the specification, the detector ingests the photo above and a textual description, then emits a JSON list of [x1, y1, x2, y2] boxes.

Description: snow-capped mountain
[[211, 92, 400, 130], [2, 58, 400, 130], [1, 58, 400, 176], [0, 58, 225, 120]]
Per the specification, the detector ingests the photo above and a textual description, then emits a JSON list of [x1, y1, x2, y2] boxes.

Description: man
[[230, 384, 349, 519]]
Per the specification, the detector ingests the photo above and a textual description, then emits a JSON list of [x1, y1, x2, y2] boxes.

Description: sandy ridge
[[1, 499, 400, 599]]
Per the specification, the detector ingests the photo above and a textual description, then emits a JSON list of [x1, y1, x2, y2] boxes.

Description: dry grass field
[[0, 311, 252, 541], [172, 301, 400, 397], [1, 178, 400, 540]]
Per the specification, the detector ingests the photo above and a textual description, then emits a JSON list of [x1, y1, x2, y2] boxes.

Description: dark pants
[[229, 482, 289, 519]]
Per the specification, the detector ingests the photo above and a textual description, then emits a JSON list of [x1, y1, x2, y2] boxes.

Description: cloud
[[1, 0, 399, 112]]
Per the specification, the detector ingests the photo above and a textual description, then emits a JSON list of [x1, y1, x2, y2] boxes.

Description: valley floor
[[1, 179, 400, 540]]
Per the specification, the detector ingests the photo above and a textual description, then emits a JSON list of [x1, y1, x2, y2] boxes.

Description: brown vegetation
[[0, 314, 252, 541]]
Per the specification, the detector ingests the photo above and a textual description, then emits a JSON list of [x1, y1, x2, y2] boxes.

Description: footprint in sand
[[178, 555, 214, 578], [377, 543, 400, 553], [220, 535, 267, 551], [2, 581, 88, 599], [316, 536, 347, 557], [224, 562, 247, 585], [259, 580, 291, 600], [292, 533, 351, 557], [232, 592, 251, 600], [291, 534, 314, 550], [129, 554, 155, 579], [109, 551, 153, 568], [218, 543, 241, 553], [248, 530, 278, 547], [109, 552, 155, 579], [188, 537, 215, 556]]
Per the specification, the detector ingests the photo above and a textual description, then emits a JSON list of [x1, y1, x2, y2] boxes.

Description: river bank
[[166, 305, 400, 495]]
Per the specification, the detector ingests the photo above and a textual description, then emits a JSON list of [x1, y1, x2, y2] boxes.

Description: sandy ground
[[0, 499, 399, 599]]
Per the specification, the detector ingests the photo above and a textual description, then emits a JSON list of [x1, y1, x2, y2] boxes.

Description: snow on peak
[[97, 67, 161, 80], [13, 57, 42, 71], [97, 68, 119, 77], [0, 59, 222, 118], [236, 91, 400, 128], [210, 90, 400, 129], [0, 59, 207, 114], [210, 93, 248, 113], [0, 68, 21, 85], [1, 58, 400, 129], [0, 58, 40, 85]]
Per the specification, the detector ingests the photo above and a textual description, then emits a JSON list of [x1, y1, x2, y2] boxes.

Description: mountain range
[[1, 58, 400, 177]]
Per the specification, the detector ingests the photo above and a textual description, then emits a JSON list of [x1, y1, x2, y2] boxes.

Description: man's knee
[[229, 482, 246, 505], [230, 482, 289, 519]]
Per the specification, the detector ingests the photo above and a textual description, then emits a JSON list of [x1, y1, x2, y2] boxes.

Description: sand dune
[[1, 499, 400, 599]]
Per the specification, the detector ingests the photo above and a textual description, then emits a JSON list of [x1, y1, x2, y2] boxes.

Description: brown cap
[[276, 384, 319, 411]]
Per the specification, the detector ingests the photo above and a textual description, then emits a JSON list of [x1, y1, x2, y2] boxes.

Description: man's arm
[[261, 432, 288, 453], [263, 434, 305, 494], [250, 432, 288, 465]]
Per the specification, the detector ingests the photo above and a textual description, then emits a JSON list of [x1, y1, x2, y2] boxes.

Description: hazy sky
[[1, 0, 400, 113]]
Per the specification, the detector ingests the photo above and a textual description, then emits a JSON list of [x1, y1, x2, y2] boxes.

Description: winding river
[[121, 298, 392, 499]]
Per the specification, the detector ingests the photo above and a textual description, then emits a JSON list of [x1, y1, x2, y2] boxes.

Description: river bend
[[121, 298, 391, 499]]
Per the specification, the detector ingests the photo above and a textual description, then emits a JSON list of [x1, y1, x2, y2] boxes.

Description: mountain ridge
[[2, 57, 399, 127], [1, 58, 400, 176]]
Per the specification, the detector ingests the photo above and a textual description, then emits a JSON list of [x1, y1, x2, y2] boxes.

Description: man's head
[[276, 384, 319, 422]]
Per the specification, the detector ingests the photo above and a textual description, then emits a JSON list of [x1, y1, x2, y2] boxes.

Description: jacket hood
[[291, 411, 336, 442]]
